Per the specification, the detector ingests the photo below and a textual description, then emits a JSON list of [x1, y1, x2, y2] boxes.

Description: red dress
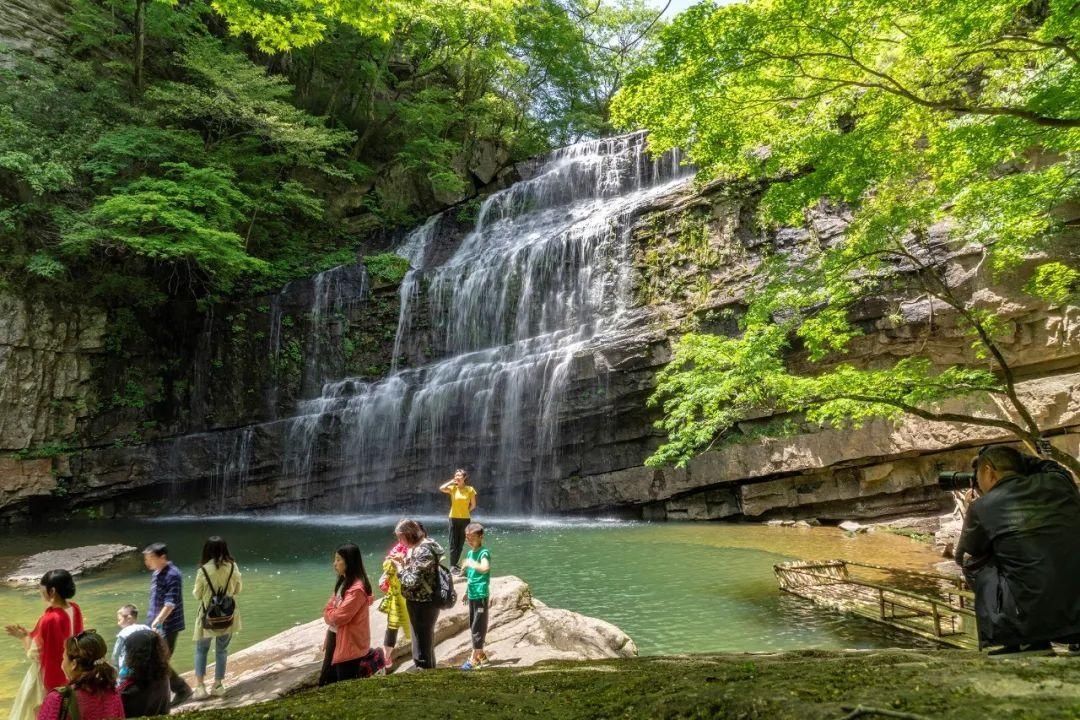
[[37, 687, 125, 720], [31, 603, 84, 691]]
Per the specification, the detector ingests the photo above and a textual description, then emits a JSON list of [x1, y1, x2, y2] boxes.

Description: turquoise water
[[0, 516, 939, 711]]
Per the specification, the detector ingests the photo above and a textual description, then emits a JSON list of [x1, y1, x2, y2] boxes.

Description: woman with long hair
[[6, 569, 84, 720], [392, 519, 444, 670], [192, 536, 242, 700], [36, 630, 123, 720], [319, 543, 381, 685], [118, 629, 170, 717]]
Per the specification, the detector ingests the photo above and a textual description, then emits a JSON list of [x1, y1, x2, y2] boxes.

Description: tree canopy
[[0, 0, 665, 303], [612, 0, 1080, 473]]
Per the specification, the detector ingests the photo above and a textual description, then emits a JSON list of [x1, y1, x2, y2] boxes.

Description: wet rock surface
[[3, 543, 137, 587]]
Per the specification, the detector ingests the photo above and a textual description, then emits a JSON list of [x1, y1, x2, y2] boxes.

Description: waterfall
[[299, 265, 369, 396], [279, 132, 690, 513], [208, 427, 255, 503], [391, 213, 441, 370]]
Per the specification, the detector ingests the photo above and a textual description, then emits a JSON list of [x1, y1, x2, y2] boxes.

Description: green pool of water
[[0, 515, 940, 711]]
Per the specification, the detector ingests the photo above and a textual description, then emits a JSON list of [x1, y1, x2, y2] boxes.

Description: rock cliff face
[[0, 0, 69, 61], [538, 181, 1080, 521], [2, 168, 1079, 522], [1, 164, 1077, 522]]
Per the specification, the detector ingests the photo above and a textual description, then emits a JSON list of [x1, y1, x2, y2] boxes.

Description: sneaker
[[450, 566, 462, 576], [475, 657, 490, 668], [192, 686, 209, 701], [460, 661, 475, 671], [988, 642, 1053, 657], [211, 683, 227, 698]]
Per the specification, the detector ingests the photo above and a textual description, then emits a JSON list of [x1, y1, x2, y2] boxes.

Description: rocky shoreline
[[176, 575, 636, 713]]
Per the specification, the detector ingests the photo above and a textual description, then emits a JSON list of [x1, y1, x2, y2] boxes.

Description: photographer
[[955, 445, 1080, 655]]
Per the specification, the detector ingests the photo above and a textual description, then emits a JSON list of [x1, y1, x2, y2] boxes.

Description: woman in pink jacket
[[318, 543, 383, 685]]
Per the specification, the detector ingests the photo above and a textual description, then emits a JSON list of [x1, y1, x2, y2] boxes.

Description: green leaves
[[363, 253, 410, 284], [150, 39, 353, 171], [1, 0, 669, 304], [82, 127, 206, 182], [63, 163, 267, 290], [647, 326, 787, 468], [621, 0, 1080, 467], [208, 0, 400, 51], [1027, 262, 1080, 305]]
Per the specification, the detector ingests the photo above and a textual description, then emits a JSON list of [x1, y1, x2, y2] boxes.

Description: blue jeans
[[194, 634, 232, 682]]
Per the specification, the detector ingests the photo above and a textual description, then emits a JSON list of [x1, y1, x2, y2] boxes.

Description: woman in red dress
[[37, 630, 124, 720], [5, 569, 85, 692]]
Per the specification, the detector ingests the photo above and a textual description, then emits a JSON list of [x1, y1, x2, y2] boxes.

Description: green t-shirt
[[465, 547, 491, 600]]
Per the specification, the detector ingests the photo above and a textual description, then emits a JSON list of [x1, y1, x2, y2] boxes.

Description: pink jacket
[[323, 582, 372, 664]]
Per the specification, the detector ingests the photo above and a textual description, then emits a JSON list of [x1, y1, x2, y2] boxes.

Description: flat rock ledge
[[3, 543, 137, 588], [177, 575, 636, 713]]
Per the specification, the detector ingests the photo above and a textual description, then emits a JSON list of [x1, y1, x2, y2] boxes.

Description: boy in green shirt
[[461, 522, 491, 670]]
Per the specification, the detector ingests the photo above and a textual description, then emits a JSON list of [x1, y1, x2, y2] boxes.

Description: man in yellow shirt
[[439, 469, 477, 574]]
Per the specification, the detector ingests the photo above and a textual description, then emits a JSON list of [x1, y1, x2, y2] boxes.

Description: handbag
[[201, 564, 237, 631]]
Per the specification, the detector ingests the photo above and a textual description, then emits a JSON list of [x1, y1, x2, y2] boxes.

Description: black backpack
[[201, 563, 237, 631], [432, 552, 457, 610]]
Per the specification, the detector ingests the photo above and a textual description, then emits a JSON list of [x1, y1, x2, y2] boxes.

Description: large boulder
[[177, 575, 635, 713], [394, 576, 637, 671], [4, 543, 137, 587]]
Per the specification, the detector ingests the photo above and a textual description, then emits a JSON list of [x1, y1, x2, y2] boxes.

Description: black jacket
[[956, 459, 1080, 647]]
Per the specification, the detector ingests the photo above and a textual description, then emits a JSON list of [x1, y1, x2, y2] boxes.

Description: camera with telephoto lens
[[937, 470, 976, 492]]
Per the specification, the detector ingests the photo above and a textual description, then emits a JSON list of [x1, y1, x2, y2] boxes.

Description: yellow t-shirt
[[448, 485, 477, 519]]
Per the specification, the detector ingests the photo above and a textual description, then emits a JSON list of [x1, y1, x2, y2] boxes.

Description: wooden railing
[[774, 559, 978, 649]]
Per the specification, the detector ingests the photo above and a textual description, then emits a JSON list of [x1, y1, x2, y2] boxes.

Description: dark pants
[[164, 630, 192, 696], [469, 598, 489, 650], [449, 517, 470, 568], [319, 631, 383, 685], [406, 600, 440, 669], [318, 630, 337, 686]]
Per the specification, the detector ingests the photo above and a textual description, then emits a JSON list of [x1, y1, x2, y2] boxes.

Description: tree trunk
[[134, 0, 146, 95]]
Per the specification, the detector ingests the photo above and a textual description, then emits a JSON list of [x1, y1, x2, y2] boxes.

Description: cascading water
[[280, 132, 690, 513]]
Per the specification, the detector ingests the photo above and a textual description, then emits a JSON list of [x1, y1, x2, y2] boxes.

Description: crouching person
[[956, 445, 1080, 655]]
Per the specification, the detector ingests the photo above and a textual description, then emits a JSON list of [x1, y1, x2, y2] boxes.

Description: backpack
[[201, 563, 236, 631], [432, 552, 457, 610]]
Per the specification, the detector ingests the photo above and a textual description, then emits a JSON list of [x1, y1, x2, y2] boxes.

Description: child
[[112, 604, 151, 681], [460, 523, 490, 670], [377, 540, 411, 668]]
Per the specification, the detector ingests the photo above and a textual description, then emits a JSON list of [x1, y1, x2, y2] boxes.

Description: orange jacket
[[323, 583, 372, 664]]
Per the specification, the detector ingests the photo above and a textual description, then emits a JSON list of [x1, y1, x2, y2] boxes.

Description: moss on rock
[[187, 650, 1080, 720]]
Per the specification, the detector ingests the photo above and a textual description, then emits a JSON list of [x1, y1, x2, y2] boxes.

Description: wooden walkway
[[774, 559, 979, 650]]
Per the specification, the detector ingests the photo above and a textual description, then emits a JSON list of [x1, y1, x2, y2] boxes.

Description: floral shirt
[[399, 539, 443, 603]]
